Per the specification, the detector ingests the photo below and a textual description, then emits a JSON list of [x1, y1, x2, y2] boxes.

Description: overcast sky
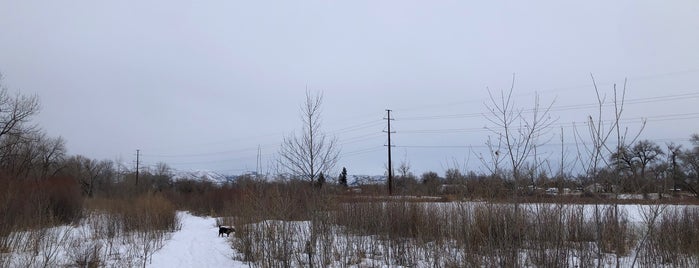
[[1, 1, 698, 176]]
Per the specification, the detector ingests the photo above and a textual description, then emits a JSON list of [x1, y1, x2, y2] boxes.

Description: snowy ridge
[[171, 170, 233, 185], [349, 175, 386, 186], [168, 171, 386, 186]]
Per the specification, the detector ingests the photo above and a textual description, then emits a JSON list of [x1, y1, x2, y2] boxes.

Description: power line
[[398, 91, 699, 121], [329, 120, 384, 134], [395, 137, 693, 150], [144, 111, 697, 168], [339, 133, 383, 146], [397, 112, 699, 135], [340, 146, 384, 157], [537, 69, 699, 95], [142, 146, 268, 158], [392, 68, 699, 113]]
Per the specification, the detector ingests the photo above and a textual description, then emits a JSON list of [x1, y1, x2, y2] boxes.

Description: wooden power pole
[[135, 149, 140, 186], [384, 109, 395, 195]]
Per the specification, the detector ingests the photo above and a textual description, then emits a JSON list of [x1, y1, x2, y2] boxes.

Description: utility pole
[[256, 145, 262, 179], [135, 149, 140, 186], [384, 109, 395, 195]]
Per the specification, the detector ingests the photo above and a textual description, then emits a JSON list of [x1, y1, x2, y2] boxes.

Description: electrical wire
[[398, 91, 699, 121]]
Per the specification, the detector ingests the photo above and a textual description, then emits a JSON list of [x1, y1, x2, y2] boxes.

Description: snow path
[[148, 212, 246, 268]]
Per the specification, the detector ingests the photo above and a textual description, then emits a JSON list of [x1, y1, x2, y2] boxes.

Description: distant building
[[584, 183, 605, 193]]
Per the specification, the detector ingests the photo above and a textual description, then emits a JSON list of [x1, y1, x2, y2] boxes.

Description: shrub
[[0, 175, 83, 234]]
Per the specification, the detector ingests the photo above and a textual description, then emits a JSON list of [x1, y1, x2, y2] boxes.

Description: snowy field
[[2, 203, 698, 267], [0, 212, 245, 268]]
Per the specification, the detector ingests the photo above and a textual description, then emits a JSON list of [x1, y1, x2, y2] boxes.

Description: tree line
[[3, 73, 699, 234]]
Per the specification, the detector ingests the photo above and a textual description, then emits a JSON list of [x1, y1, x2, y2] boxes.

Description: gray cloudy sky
[[1, 1, 698, 176]]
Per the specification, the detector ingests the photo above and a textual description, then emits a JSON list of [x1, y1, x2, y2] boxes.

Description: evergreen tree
[[339, 167, 348, 187], [316, 172, 326, 188]]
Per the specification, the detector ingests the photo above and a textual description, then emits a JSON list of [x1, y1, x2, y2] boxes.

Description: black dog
[[218, 225, 234, 237]]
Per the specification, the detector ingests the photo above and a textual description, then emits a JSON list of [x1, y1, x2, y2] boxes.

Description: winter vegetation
[[2, 74, 699, 267]]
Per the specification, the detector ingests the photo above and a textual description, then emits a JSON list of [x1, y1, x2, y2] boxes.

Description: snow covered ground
[[3, 204, 698, 267], [149, 212, 246, 268], [0, 212, 245, 268]]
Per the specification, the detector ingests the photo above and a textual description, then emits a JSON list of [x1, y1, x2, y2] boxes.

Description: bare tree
[[36, 134, 66, 178], [0, 132, 37, 177], [0, 74, 41, 173], [482, 76, 555, 267], [611, 140, 663, 193], [153, 162, 172, 178], [574, 76, 645, 186], [0, 74, 40, 141], [475, 135, 506, 179], [571, 75, 647, 267], [279, 91, 339, 183], [0, 130, 65, 180], [631, 140, 663, 180], [396, 151, 414, 179], [679, 134, 699, 193], [484, 75, 556, 184], [62, 155, 114, 197]]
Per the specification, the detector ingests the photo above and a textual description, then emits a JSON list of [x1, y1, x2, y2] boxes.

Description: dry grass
[[224, 183, 699, 267], [87, 194, 179, 233]]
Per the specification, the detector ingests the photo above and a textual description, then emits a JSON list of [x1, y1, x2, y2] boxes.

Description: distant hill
[[348, 175, 386, 186], [171, 170, 234, 185], [170, 170, 385, 186]]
